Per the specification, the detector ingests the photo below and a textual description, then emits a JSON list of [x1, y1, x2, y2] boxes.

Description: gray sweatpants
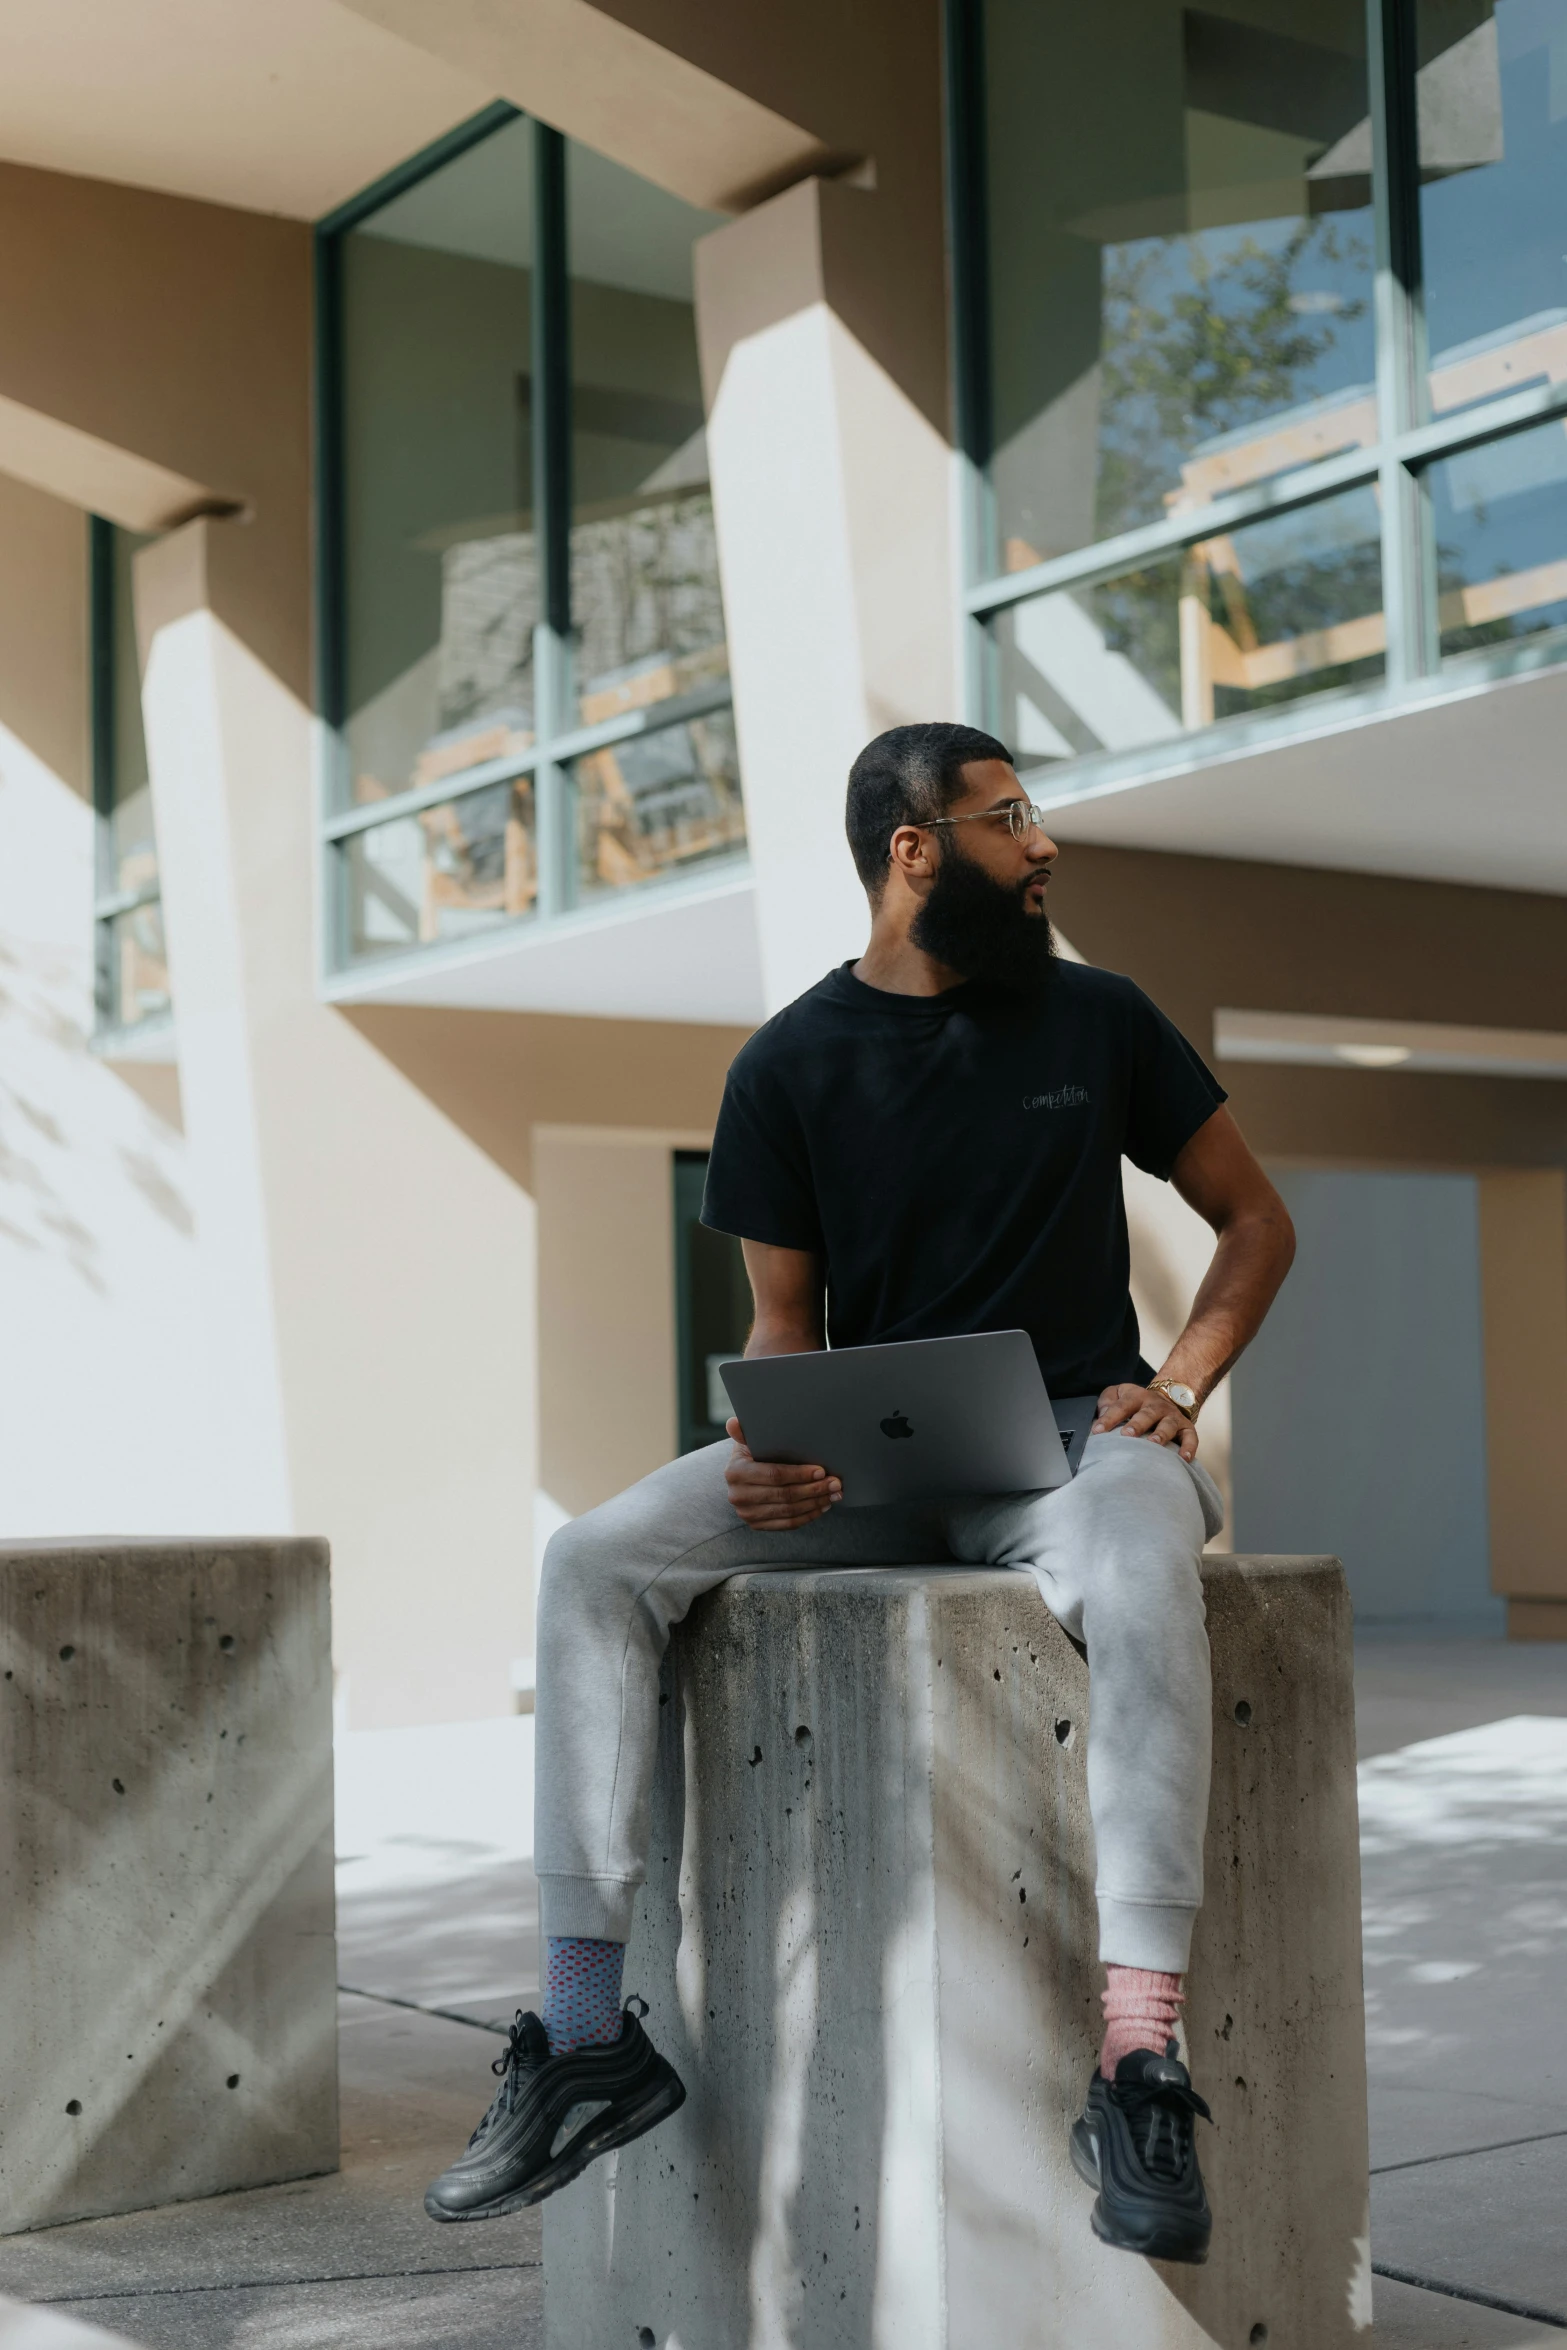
[[534, 1425, 1224, 1975]]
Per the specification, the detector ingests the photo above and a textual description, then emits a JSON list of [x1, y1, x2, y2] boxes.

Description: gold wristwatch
[[1147, 1377, 1198, 1417]]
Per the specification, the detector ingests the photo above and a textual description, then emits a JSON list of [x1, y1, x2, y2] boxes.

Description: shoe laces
[[468, 2010, 542, 2148], [1113, 2071, 1212, 2185]]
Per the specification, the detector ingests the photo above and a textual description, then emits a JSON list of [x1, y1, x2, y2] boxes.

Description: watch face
[[1162, 1382, 1196, 1411]]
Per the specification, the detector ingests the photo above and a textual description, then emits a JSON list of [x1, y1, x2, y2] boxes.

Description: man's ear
[[887, 822, 936, 881]]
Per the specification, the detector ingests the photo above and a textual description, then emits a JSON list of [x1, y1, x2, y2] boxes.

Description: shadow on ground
[[0, 1998, 543, 2349]]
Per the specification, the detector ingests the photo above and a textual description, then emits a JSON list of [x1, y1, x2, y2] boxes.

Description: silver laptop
[[719, 1329, 1095, 1508]]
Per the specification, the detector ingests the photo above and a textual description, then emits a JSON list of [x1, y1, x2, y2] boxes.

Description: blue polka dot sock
[[541, 1935, 627, 2055]]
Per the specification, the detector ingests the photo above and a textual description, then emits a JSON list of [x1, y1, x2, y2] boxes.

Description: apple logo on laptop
[[880, 1410, 914, 1441]]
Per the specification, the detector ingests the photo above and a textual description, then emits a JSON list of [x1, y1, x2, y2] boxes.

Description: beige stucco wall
[[1050, 841, 1567, 1173], [0, 470, 88, 795], [338, 1006, 747, 1195], [1052, 843, 1567, 1612], [0, 165, 545, 1725], [535, 1130, 697, 1528]]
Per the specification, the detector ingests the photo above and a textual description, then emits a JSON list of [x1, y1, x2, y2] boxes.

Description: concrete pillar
[[546, 1558, 1370, 2348], [697, 179, 959, 1013], [136, 522, 539, 1726], [0, 1538, 337, 2234]]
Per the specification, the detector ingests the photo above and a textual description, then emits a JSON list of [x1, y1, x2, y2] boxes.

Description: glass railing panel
[[991, 483, 1385, 771], [107, 791, 158, 900], [344, 777, 536, 959], [1428, 416, 1567, 664], [572, 707, 744, 898], [104, 900, 170, 1030]]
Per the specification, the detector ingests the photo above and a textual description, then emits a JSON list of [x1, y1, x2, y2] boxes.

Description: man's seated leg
[[425, 1444, 938, 2221], [948, 1427, 1223, 2263]]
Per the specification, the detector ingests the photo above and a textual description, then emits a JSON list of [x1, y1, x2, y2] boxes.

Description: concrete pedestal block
[[0, 1540, 338, 2234], [547, 1558, 1370, 2349]]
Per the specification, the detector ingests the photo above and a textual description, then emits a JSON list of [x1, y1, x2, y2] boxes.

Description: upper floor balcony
[[315, 107, 765, 1027], [959, 0, 1567, 895]]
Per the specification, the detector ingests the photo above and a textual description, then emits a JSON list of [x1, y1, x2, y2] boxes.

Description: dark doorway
[[673, 1152, 752, 1454]]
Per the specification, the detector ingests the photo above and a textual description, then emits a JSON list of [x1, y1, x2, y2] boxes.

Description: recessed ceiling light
[[1333, 1043, 1414, 1068]]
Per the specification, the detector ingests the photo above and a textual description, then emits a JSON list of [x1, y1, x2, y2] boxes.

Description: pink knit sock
[[1100, 1965, 1184, 2079]]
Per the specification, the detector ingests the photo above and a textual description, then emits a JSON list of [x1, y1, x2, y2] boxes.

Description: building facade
[[1, 0, 1565, 1726]]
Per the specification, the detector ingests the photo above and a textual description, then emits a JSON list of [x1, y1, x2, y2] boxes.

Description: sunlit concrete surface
[[1359, 1704, 1567, 2348], [547, 1559, 1372, 2349], [0, 2292, 150, 2345], [0, 1998, 542, 2348], [0, 1540, 337, 2235], [334, 1713, 539, 2026]]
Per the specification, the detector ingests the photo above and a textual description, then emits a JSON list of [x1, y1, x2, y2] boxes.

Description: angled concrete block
[[546, 1557, 1370, 2349], [0, 1539, 338, 2234]]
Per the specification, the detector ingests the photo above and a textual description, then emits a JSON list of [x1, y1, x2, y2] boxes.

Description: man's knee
[[1071, 1439, 1208, 1622], [1079, 1432, 1208, 1535], [538, 1508, 625, 1639]]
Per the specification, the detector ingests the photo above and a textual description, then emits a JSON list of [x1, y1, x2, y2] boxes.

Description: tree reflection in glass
[[984, 0, 1377, 568]]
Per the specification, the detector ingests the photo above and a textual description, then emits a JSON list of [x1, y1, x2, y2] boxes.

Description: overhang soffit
[[331, 0, 854, 213]]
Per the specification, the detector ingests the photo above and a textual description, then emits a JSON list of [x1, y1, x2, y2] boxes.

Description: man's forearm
[[1157, 1205, 1295, 1407], [745, 1313, 825, 1358], [738, 1238, 827, 1357]]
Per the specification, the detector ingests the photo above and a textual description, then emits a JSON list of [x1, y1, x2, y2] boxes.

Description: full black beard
[[909, 838, 1057, 995]]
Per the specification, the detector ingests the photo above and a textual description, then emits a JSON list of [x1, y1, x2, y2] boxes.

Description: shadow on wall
[[1230, 1167, 1499, 1631], [0, 718, 230, 1535]]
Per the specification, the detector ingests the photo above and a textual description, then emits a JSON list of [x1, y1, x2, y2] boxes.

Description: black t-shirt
[[701, 960, 1226, 1397]]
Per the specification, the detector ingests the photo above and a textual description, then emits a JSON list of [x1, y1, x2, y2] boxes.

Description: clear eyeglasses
[[927, 800, 1052, 844]]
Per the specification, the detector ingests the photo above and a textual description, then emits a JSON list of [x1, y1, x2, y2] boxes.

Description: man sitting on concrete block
[[425, 722, 1296, 2264]]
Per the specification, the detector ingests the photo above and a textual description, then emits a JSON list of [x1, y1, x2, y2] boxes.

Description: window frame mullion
[[89, 515, 117, 1031], [1369, 0, 1439, 684], [944, 0, 998, 725], [531, 121, 574, 921]]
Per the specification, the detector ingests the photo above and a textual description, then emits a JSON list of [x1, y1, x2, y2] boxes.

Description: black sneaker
[[424, 2001, 686, 2222], [1069, 2045, 1213, 2264]]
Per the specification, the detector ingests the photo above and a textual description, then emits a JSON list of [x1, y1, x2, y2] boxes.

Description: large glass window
[[984, 0, 1374, 566], [962, 0, 1567, 780], [91, 518, 169, 1036], [338, 116, 537, 809], [567, 144, 728, 731], [320, 108, 742, 970], [1419, 0, 1567, 419]]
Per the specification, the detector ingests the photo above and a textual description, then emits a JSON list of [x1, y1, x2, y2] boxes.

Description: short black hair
[[844, 722, 1014, 894]]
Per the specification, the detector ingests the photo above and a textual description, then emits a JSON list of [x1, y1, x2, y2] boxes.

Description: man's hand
[[724, 1418, 842, 1529], [1093, 1384, 1199, 1463]]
